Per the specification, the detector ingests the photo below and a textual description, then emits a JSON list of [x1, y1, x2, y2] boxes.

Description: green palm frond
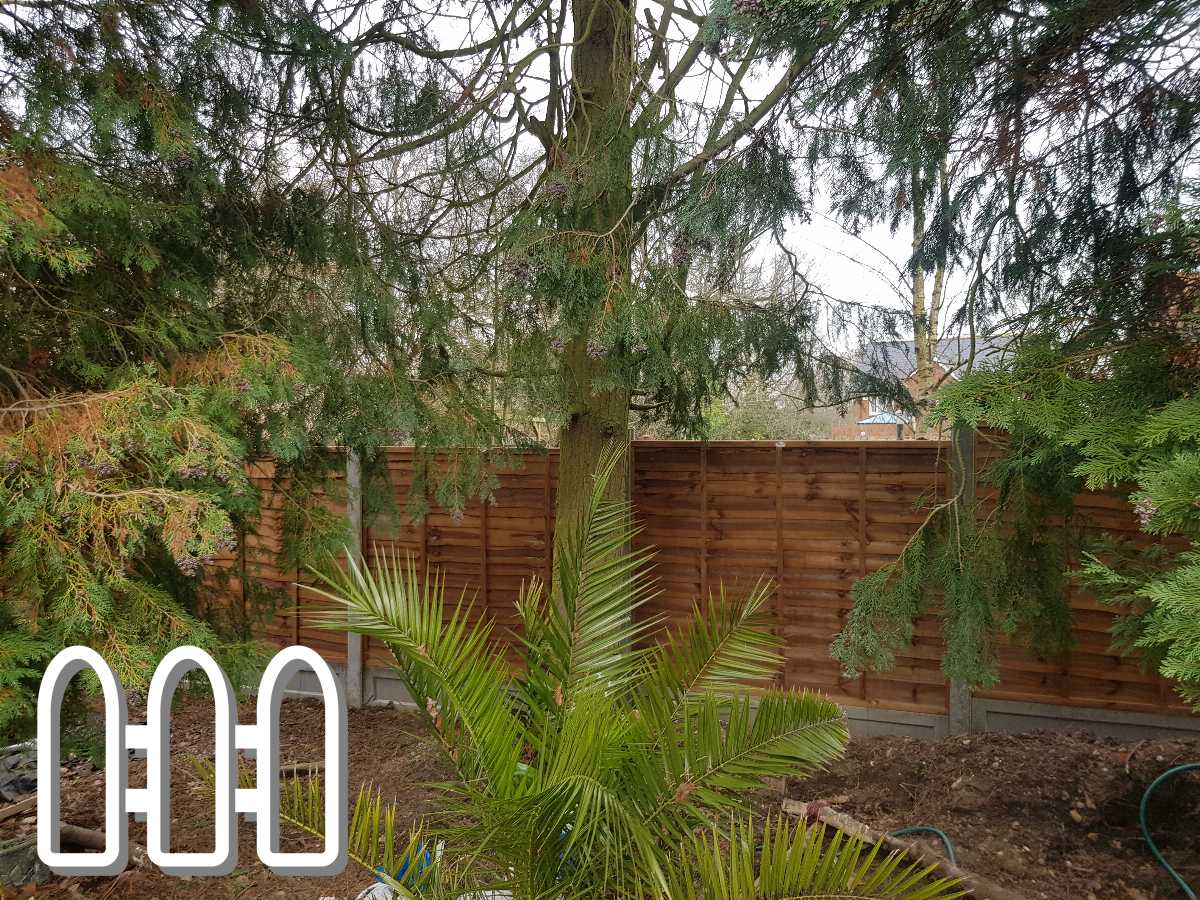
[[306, 448, 878, 899], [667, 816, 965, 900], [537, 685, 666, 894], [532, 444, 662, 702], [347, 783, 409, 878], [282, 776, 443, 897], [433, 681, 668, 898], [629, 580, 791, 822], [639, 579, 781, 710], [716, 690, 849, 783], [649, 690, 848, 822], [306, 550, 525, 788], [725, 690, 844, 782]]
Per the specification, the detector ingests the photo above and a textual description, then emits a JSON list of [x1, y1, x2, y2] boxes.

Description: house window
[[868, 396, 893, 416]]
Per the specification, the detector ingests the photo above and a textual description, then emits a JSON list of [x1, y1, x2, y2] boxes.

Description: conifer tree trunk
[[553, 0, 634, 553], [556, 343, 629, 548]]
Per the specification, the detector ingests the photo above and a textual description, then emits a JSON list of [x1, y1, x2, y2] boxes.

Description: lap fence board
[[213, 440, 1198, 738]]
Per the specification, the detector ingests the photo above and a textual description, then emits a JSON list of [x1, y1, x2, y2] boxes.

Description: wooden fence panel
[[856, 444, 952, 715], [776, 445, 865, 705], [243, 460, 303, 656], [226, 440, 1191, 719], [631, 443, 703, 635], [357, 448, 558, 666], [974, 482, 1190, 715], [295, 468, 348, 664]]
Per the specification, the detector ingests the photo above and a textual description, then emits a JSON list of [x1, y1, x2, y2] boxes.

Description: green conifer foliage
[[836, 210, 1200, 707], [0, 3, 393, 737], [778, 0, 1200, 706]]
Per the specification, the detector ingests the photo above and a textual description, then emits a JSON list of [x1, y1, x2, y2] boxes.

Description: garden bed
[[7, 697, 1199, 898], [6, 697, 452, 900], [793, 729, 1200, 899]]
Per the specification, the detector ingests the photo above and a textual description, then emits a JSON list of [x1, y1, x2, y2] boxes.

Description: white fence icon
[[37, 645, 348, 877]]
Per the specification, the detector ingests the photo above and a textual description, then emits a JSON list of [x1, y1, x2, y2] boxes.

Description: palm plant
[[307, 448, 960, 899], [668, 817, 963, 900]]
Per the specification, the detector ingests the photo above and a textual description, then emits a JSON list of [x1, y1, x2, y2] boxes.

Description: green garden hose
[[1140, 762, 1200, 899], [889, 826, 957, 865], [884, 764, 1198, 898]]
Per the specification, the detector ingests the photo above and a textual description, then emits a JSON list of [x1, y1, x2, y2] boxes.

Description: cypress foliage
[[836, 211, 1200, 706], [803, 0, 1200, 704], [0, 3, 394, 737]]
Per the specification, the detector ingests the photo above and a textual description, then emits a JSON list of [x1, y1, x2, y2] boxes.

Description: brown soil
[[5, 698, 1198, 899], [3, 697, 452, 900], [792, 730, 1200, 900]]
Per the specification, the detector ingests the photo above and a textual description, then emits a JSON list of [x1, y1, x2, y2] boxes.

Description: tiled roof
[[853, 335, 1013, 380]]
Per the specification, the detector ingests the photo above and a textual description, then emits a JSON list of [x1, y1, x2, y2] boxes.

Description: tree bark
[[928, 152, 950, 363], [556, 342, 630, 551], [552, 0, 635, 556], [910, 161, 933, 397]]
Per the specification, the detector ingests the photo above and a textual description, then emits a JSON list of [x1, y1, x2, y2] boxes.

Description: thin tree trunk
[[552, 0, 634, 556], [910, 161, 932, 398], [929, 261, 945, 350], [922, 153, 951, 437], [928, 153, 950, 358]]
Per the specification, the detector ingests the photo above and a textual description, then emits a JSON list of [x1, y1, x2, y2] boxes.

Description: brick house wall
[[829, 361, 955, 440]]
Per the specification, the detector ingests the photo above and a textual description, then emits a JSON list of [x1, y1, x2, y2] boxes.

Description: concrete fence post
[[345, 450, 364, 709], [948, 423, 976, 734]]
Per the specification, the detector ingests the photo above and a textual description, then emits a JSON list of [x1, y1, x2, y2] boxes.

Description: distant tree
[[696, 377, 840, 440], [795, 0, 1198, 394], [811, 34, 959, 404]]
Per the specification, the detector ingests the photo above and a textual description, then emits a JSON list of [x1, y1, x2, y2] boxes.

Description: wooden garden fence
[[215, 439, 1196, 733]]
